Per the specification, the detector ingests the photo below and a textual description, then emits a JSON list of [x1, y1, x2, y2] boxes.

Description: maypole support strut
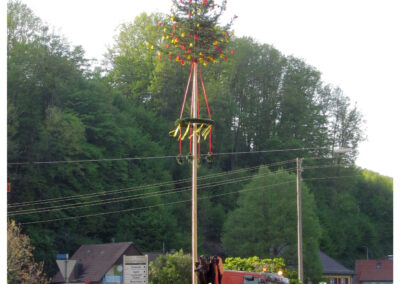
[[169, 64, 214, 164]]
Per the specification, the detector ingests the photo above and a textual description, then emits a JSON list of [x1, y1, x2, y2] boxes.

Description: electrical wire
[[302, 175, 363, 182], [7, 147, 328, 165], [302, 164, 352, 170], [17, 173, 361, 225], [8, 168, 297, 216], [8, 159, 296, 208], [19, 180, 297, 225]]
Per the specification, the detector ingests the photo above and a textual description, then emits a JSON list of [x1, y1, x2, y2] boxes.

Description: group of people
[[195, 256, 224, 284]]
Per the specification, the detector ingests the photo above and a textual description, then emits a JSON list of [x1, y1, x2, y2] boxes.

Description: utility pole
[[296, 157, 303, 283], [191, 62, 198, 284]]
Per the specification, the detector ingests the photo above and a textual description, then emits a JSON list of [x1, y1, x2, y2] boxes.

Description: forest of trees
[[7, 1, 393, 281]]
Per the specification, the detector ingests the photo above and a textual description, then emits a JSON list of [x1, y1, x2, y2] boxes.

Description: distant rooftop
[[355, 259, 393, 282], [319, 251, 354, 275]]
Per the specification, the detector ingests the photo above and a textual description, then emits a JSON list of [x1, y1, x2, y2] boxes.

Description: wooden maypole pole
[[191, 62, 198, 284]]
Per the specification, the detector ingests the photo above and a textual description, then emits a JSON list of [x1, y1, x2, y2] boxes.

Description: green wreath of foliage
[[149, 0, 236, 66]]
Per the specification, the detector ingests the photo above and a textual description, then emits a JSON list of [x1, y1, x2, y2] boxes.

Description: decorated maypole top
[[148, 0, 236, 66], [148, 0, 236, 164]]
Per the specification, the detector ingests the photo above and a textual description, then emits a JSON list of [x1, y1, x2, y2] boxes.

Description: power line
[[8, 168, 297, 216], [8, 159, 296, 208], [17, 173, 360, 225], [8, 161, 351, 214], [7, 161, 354, 214], [302, 175, 363, 182], [7, 147, 327, 166], [19, 180, 297, 225]]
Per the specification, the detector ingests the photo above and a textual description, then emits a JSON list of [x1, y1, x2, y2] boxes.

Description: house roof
[[52, 242, 141, 283], [319, 251, 354, 275], [144, 252, 163, 263], [355, 260, 393, 281]]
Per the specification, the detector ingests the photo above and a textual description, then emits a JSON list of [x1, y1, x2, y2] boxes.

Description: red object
[[173, 24, 177, 29], [7, 182, 10, 193], [203, 0, 209, 4], [221, 270, 288, 284], [180, 59, 185, 65], [224, 56, 227, 61], [158, 55, 161, 60], [214, 259, 219, 284], [231, 49, 235, 54], [354, 260, 393, 284], [198, 66, 213, 154], [166, 44, 170, 48], [169, 55, 172, 60], [157, 22, 162, 27], [194, 34, 198, 40], [84, 281, 90, 284]]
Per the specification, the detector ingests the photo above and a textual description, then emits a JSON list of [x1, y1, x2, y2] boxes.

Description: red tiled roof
[[355, 260, 393, 282]]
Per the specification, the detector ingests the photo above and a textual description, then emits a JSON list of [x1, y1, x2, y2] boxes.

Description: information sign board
[[123, 255, 148, 284]]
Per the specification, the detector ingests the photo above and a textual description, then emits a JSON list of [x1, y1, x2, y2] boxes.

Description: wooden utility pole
[[296, 157, 303, 283], [191, 63, 198, 284]]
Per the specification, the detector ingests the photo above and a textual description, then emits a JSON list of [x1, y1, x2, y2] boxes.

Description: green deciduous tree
[[222, 167, 322, 280]]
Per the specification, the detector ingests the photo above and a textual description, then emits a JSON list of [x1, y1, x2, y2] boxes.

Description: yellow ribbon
[[181, 125, 190, 140]]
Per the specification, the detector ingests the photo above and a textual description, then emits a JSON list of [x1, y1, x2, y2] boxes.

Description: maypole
[[148, 1, 236, 282], [191, 62, 198, 284]]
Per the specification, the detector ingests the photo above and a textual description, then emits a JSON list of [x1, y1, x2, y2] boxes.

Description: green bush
[[149, 249, 192, 284], [223, 256, 300, 283], [223, 256, 285, 273]]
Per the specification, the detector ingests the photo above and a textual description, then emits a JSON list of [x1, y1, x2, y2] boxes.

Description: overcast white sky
[[13, 0, 400, 179]]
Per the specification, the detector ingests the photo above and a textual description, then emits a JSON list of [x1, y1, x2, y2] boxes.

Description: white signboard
[[123, 255, 148, 284]]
